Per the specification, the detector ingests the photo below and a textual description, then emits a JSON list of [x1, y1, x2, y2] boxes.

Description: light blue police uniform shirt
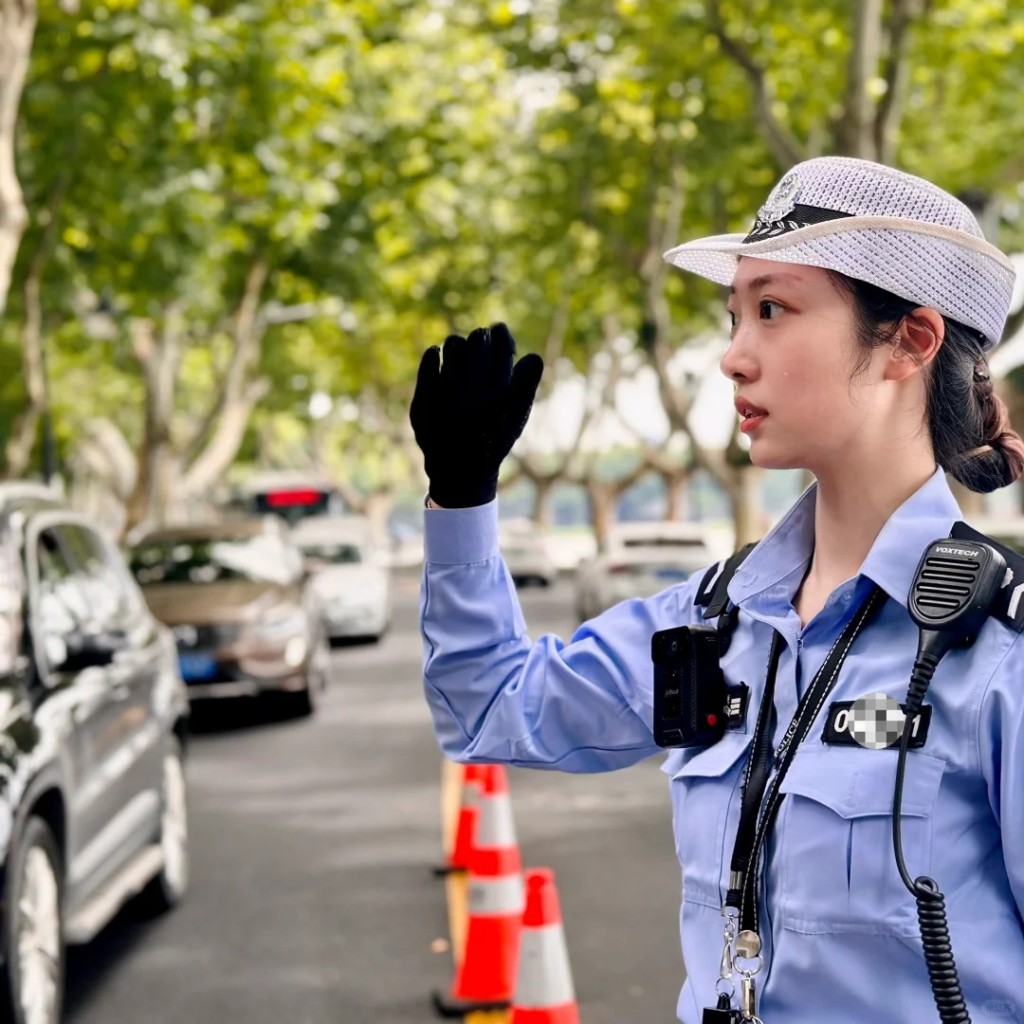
[[420, 468, 1024, 1024]]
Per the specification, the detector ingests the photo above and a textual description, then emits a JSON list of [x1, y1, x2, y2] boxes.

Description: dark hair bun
[[947, 379, 1024, 493]]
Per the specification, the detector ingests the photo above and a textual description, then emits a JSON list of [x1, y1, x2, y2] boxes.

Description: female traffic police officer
[[408, 157, 1024, 1024]]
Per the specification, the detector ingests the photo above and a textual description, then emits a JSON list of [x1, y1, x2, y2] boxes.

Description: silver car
[[291, 516, 392, 643], [575, 521, 712, 621], [499, 519, 557, 588]]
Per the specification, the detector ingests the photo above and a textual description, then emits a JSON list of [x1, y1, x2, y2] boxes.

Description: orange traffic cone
[[511, 870, 580, 1024], [435, 764, 484, 876], [440, 759, 464, 868], [434, 765, 524, 1018], [441, 764, 485, 969]]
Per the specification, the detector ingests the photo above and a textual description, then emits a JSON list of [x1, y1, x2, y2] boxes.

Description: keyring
[[715, 976, 736, 999], [734, 954, 764, 978]]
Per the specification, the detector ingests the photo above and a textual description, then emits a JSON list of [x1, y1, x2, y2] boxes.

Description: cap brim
[[662, 218, 1016, 348], [662, 234, 748, 287]]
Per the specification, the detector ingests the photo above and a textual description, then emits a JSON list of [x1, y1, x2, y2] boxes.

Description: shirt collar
[[728, 468, 962, 611]]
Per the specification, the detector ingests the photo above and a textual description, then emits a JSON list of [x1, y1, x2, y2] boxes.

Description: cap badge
[[757, 172, 801, 224]]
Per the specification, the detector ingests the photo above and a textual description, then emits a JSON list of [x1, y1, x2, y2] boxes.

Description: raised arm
[[410, 324, 704, 771], [420, 499, 705, 771]]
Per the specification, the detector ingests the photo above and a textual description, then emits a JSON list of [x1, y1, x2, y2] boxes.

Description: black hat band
[[743, 204, 853, 244]]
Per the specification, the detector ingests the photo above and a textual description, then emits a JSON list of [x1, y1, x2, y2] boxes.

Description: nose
[[719, 328, 758, 383]]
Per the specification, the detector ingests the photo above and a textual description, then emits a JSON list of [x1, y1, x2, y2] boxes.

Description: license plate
[[655, 567, 691, 581], [178, 652, 218, 681]]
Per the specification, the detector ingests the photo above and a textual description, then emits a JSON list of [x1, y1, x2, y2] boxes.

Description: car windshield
[[130, 534, 296, 586], [299, 542, 363, 565]]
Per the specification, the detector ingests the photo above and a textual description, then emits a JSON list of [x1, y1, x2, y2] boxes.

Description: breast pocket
[[666, 735, 753, 909], [776, 746, 945, 938]]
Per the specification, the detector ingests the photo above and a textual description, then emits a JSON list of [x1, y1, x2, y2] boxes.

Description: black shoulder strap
[[950, 521, 1024, 633], [695, 541, 758, 620]]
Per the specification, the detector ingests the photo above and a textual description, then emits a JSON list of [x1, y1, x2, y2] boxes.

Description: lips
[[735, 397, 768, 420]]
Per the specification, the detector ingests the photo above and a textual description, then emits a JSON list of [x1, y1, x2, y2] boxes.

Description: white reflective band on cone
[[514, 924, 576, 1007], [476, 792, 518, 848], [468, 874, 525, 916]]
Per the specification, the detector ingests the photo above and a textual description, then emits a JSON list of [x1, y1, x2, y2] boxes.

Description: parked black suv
[[0, 483, 191, 1024]]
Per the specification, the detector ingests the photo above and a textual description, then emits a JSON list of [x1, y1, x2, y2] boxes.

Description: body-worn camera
[[652, 625, 745, 748]]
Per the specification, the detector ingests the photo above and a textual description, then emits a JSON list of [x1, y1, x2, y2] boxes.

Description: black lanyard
[[725, 585, 886, 936]]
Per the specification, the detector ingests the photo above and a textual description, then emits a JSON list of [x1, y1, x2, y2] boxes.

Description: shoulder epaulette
[[950, 521, 1024, 633]]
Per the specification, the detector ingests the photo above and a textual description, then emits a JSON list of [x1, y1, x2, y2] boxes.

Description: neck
[[805, 451, 939, 590]]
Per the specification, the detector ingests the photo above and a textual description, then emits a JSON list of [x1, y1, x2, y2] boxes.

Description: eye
[[728, 309, 738, 333], [759, 300, 784, 320]]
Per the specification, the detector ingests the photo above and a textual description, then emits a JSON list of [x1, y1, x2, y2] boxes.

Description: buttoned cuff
[[424, 498, 499, 564]]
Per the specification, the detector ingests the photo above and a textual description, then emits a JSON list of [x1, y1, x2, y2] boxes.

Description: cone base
[[511, 1005, 580, 1024], [432, 991, 511, 1019], [432, 864, 469, 877]]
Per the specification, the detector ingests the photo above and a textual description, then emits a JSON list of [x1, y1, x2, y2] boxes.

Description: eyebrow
[[729, 272, 805, 295]]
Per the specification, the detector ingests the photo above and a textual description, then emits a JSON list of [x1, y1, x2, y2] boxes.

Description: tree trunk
[[362, 490, 394, 550], [947, 475, 984, 519], [531, 477, 557, 529], [73, 418, 136, 501], [0, 0, 37, 318], [728, 465, 765, 549], [841, 0, 884, 159], [182, 260, 269, 499], [586, 482, 619, 553], [3, 266, 44, 476], [662, 470, 688, 521], [3, 159, 74, 480], [124, 315, 183, 533]]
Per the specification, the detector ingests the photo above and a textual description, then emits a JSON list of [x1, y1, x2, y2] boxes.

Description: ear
[[884, 307, 945, 382]]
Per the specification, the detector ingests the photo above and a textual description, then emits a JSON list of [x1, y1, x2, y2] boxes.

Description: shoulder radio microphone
[[900, 538, 1005, 1024]]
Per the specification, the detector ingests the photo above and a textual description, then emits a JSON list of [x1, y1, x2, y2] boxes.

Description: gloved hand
[[410, 323, 544, 508]]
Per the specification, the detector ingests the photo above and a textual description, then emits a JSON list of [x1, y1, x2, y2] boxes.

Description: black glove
[[410, 323, 544, 508]]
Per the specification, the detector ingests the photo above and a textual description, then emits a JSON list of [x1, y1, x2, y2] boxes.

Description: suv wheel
[[137, 742, 189, 915], [288, 641, 329, 718], [0, 817, 64, 1024]]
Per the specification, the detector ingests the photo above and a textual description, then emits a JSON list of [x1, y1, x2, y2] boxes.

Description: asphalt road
[[64, 575, 684, 1024]]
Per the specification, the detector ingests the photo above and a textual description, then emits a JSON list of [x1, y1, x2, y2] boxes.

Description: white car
[[499, 519, 557, 587], [963, 516, 1024, 556], [290, 516, 392, 643], [574, 521, 713, 621]]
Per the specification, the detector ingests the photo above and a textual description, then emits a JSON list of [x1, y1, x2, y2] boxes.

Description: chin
[[747, 443, 803, 471]]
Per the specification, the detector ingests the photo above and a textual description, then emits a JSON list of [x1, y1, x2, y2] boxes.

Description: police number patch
[[823, 696, 931, 749]]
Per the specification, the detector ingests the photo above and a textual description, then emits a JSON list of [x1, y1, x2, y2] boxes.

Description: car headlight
[[250, 607, 307, 641]]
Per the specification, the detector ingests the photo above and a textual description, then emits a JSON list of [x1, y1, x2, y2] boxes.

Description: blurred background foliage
[[1, 0, 1023, 540]]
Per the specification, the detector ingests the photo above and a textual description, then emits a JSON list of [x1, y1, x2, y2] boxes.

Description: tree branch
[[180, 259, 268, 488], [124, 307, 185, 531], [3, 163, 71, 477], [72, 417, 136, 501], [707, 0, 804, 168], [839, 0, 884, 158], [183, 290, 341, 465], [0, 0, 37, 317], [540, 295, 570, 397], [873, 0, 920, 163], [4, 260, 45, 476]]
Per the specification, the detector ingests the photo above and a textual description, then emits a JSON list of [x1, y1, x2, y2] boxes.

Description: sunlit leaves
[[8, 0, 1024, 495]]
